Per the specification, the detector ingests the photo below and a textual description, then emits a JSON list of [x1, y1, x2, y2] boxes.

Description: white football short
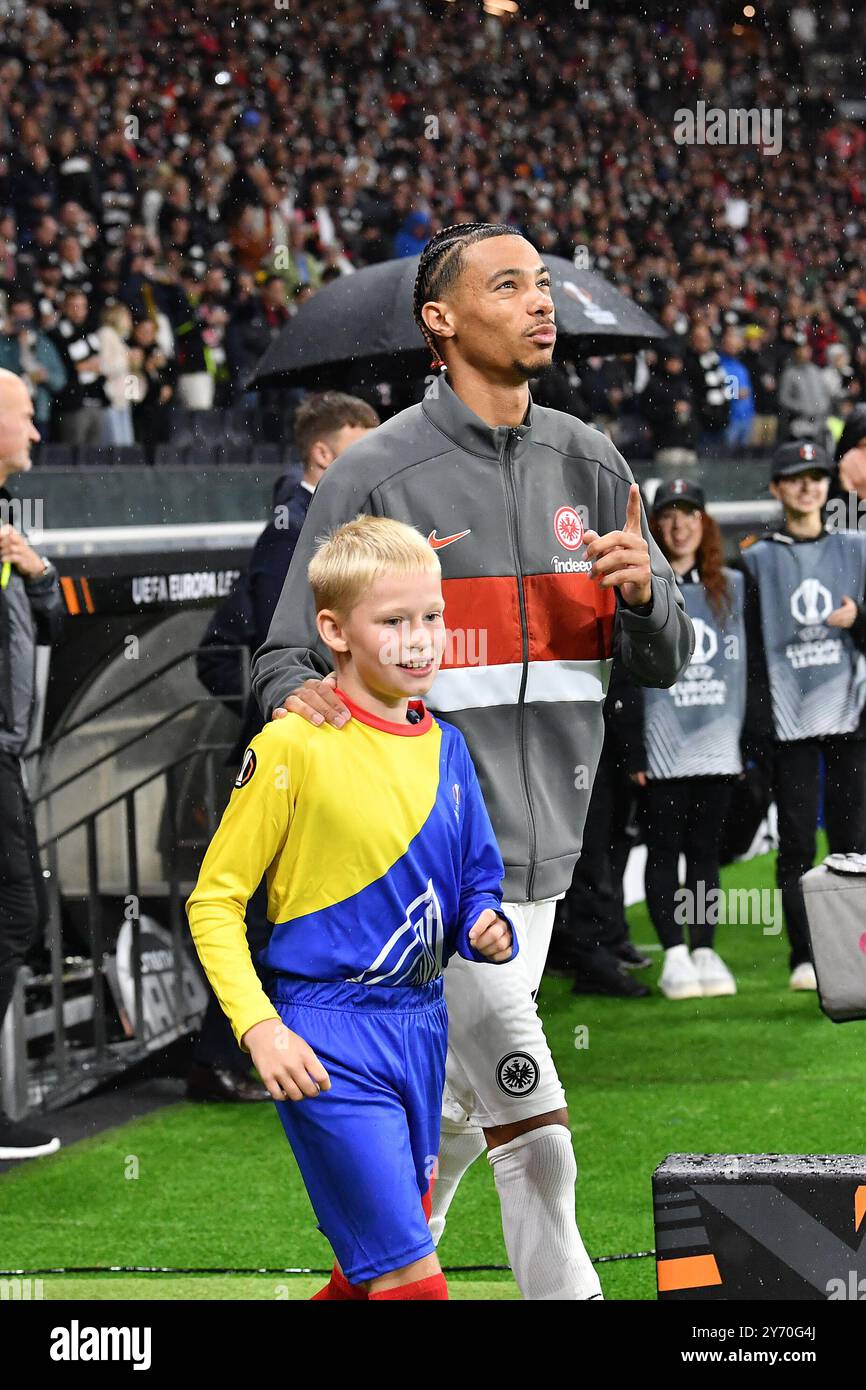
[[441, 897, 568, 1129]]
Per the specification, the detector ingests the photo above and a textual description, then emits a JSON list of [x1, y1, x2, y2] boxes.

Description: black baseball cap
[[651, 478, 706, 515], [771, 441, 832, 480]]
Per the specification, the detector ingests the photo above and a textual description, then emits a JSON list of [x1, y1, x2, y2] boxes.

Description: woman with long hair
[[622, 480, 747, 1000]]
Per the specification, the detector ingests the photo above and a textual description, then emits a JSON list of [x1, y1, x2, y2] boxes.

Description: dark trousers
[[772, 738, 866, 969], [554, 742, 633, 965], [0, 749, 47, 1035], [641, 776, 735, 951], [191, 877, 272, 1072]]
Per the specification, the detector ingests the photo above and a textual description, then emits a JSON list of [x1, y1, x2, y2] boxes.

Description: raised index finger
[[624, 483, 643, 534]]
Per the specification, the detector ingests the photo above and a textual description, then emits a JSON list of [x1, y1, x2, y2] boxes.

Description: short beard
[[513, 354, 556, 382]]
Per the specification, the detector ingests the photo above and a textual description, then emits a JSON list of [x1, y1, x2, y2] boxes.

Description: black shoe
[[571, 954, 651, 998], [0, 1113, 61, 1160], [614, 942, 653, 971], [186, 1063, 271, 1103]]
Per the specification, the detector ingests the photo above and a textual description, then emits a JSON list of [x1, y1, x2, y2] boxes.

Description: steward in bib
[[740, 441, 866, 991], [617, 480, 746, 1001]]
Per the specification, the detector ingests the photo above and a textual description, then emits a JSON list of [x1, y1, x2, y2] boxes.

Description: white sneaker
[[789, 962, 817, 991], [659, 944, 703, 1000], [691, 947, 737, 997]]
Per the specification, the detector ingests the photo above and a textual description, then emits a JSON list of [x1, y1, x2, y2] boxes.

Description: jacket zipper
[[500, 427, 537, 901]]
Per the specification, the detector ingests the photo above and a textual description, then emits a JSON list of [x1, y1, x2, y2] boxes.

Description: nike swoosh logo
[[428, 529, 471, 550]]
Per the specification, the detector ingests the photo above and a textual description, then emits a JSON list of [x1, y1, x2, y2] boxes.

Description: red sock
[[369, 1274, 448, 1301], [421, 1170, 437, 1223], [310, 1264, 368, 1301]]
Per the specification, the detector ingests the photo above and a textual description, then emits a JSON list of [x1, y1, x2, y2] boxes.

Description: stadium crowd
[[2, 0, 866, 456]]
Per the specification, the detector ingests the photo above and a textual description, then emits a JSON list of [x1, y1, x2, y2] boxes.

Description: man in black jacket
[[225, 274, 291, 393], [640, 341, 698, 465], [0, 369, 64, 1159], [49, 287, 108, 445], [684, 322, 731, 455]]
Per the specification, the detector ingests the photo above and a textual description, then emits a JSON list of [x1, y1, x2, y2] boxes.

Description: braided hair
[[412, 222, 521, 371]]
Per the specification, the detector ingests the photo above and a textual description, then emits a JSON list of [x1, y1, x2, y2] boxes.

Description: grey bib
[[645, 569, 746, 778]]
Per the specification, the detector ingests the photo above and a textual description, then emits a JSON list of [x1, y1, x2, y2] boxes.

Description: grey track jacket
[[253, 376, 694, 901]]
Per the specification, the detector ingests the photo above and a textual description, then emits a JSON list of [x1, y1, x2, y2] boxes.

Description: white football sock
[[428, 1119, 487, 1246], [487, 1125, 603, 1300]]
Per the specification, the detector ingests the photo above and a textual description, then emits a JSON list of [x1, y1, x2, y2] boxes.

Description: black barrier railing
[[32, 643, 251, 755], [0, 646, 252, 1121]]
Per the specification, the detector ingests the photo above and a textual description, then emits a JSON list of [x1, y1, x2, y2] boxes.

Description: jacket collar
[[420, 372, 534, 462]]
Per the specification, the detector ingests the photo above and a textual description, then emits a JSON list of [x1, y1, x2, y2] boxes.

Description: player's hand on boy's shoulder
[[468, 908, 514, 962], [242, 1018, 331, 1102], [273, 671, 351, 728]]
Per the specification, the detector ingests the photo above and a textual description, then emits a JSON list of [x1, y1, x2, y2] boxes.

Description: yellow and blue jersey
[[186, 687, 513, 1048]]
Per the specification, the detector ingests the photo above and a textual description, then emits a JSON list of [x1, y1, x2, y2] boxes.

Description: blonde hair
[[100, 303, 131, 336], [308, 514, 440, 616]]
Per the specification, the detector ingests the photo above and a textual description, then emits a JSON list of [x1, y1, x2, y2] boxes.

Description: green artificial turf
[[2, 846, 861, 1301]]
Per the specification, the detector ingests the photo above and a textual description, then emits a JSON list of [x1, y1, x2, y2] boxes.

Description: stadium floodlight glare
[[214, 71, 231, 86]]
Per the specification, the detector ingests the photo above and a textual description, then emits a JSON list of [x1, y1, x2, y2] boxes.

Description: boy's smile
[[317, 570, 446, 719]]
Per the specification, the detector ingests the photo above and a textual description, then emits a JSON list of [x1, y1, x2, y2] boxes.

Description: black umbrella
[[250, 254, 666, 391]]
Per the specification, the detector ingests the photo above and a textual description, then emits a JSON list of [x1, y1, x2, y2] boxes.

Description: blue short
[[269, 974, 448, 1284]]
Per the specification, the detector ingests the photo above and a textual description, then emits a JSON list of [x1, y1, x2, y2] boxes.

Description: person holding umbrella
[[252, 223, 693, 1300]]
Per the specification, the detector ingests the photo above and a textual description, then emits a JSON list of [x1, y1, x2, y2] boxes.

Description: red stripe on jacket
[[439, 573, 615, 670], [439, 577, 522, 669], [524, 572, 616, 662]]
